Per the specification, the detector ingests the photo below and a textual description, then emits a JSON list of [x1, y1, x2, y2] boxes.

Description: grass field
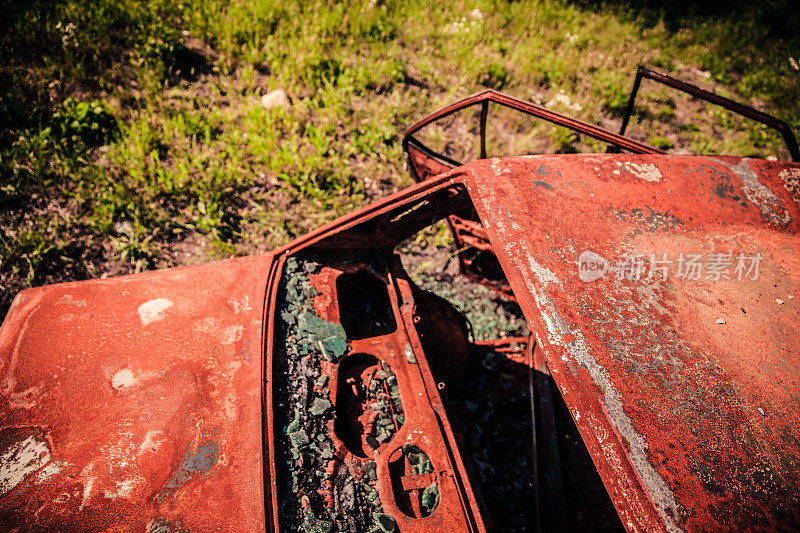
[[1, 0, 799, 318]]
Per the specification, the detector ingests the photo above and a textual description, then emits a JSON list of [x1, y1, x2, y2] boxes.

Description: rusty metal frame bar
[[619, 65, 800, 162], [261, 177, 489, 532], [402, 89, 662, 181], [402, 90, 661, 300]]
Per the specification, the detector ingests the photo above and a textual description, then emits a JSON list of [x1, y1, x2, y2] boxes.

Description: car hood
[[0, 254, 273, 531], [460, 154, 800, 531]]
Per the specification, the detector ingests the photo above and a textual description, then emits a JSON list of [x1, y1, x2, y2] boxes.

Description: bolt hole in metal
[[388, 445, 440, 518], [334, 353, 404, 458], [337, 271, 397, 340]]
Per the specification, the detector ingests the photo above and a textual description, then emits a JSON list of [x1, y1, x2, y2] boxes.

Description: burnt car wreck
[[2, 68, 800, 532]]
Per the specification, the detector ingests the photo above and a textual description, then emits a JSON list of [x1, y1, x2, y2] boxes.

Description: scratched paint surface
[[459, 154, 800, 531], [0, 255, 271, 531]]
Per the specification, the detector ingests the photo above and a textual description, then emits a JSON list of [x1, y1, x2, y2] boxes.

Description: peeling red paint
[[0, 256, 270, 531]]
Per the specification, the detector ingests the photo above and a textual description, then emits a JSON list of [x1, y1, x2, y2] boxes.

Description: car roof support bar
[[620, 66, 800, 162]]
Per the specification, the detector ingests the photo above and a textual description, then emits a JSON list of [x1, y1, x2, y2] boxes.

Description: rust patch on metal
[[0, 427, 52, 497], [713, 157, 791, 226], [156, 438, 220, 503], [779, 167, 800, 198]]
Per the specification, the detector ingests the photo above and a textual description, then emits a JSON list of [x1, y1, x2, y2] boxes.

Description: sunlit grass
[[1, 0, 798, 315]]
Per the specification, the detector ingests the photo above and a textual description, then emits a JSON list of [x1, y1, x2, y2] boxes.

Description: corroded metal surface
[[265, 247, 486, 532], [459, 154, 800, 531], [0, 255, 271, 531], [2, 150, 799, 532]]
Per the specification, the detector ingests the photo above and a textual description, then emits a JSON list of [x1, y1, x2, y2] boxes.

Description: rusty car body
[[403, 69, 800, 298], [2, 70, 800, 532]]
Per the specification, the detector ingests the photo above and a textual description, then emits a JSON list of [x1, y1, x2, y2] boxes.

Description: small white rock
[[260, 89, 289, 109], [789, 295, 795, 300], [715, 318, 726, 324], [776, 298, 785, 305], [114, 220, 133, 234], [757, 407, 766, 416]]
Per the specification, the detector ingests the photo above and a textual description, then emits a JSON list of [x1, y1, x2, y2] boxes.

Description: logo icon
[[578, 250, 608, 282]]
